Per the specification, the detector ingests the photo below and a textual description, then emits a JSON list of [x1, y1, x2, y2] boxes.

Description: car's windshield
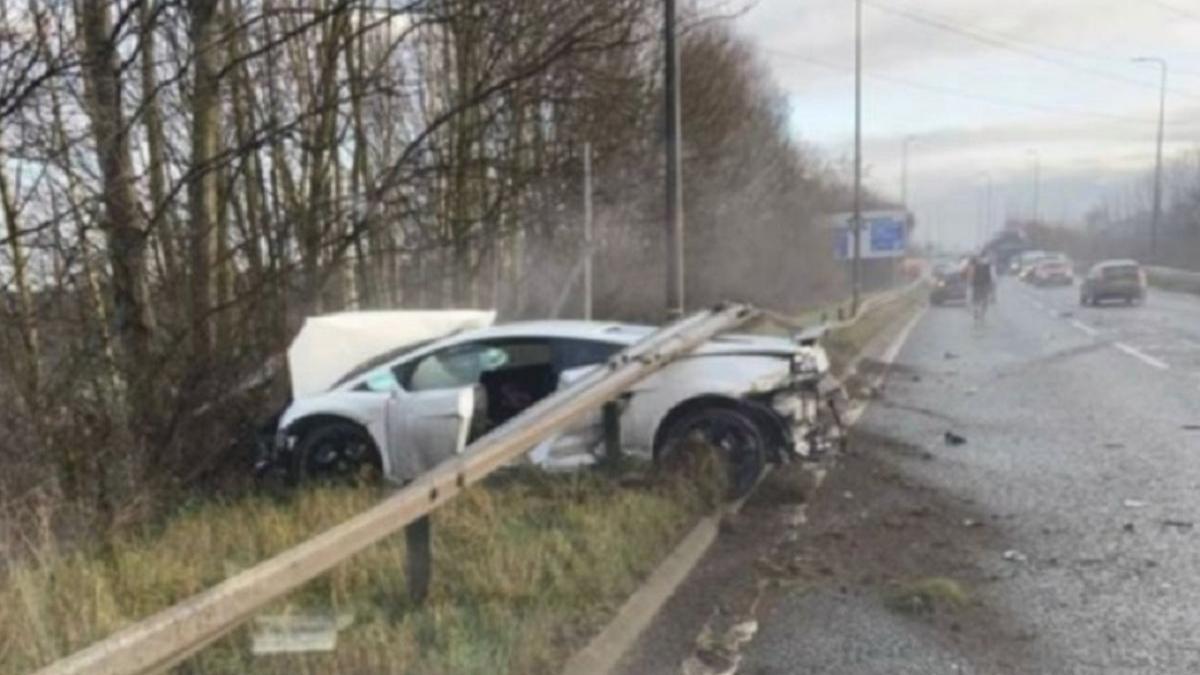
[[4, 2, 1199, 674], [331, 338, 437, 390]]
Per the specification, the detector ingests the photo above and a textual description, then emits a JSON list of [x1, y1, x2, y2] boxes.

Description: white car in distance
[[262, 311, 840, 498]]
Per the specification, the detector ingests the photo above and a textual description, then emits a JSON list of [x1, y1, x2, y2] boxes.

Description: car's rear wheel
[[294, 422, 382, 485], [657, 406, 767, 500]]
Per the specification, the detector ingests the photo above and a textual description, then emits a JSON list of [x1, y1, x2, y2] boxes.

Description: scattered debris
[[1123, 499, 1148, 509], [684, 589, 763, 675], [1162, 519, 1194, 531], [944, 431, 967, 446], [1002, 549, 1028, 563], [783, 504, 808, 528], [884, 577, 971, 616]]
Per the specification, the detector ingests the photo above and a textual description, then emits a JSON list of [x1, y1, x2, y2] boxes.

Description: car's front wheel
[[657, 406, 767, 499], [293, 421, 382, 485]]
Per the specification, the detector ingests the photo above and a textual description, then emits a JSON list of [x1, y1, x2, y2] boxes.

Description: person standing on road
[[968, 255, 995, 319]]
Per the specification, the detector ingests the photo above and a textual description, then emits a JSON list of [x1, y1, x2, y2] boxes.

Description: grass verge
[[825, 284, 926, 375], [1, 461, 724, 675]]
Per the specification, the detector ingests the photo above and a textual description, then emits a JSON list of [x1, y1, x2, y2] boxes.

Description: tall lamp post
[[1133, 56, 1167, 261], [976, 171, 993, 246], [851, 0, 863, 315], [1026, 149, 1041, 225], [664, 0, 684, 317], [901, 135, 916, 208]]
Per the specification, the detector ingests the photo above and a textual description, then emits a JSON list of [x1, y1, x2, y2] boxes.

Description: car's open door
[[384, 387, 475, 483], [528, 365, 606, 470]]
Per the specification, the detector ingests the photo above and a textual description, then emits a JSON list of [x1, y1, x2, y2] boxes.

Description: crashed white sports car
[[260, 311, 840, 496]]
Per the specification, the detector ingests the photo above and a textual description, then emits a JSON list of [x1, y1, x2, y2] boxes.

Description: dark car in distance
[[1080, 260, 1147, 306], [930, 261, 968, 305]]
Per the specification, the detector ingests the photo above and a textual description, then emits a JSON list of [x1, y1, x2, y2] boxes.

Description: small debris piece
[[1182, 425, 1200, 431], [944, 431, 967, 446], [843, 490, 855, 500], [1103, 443, 1125, 449], [1123, 499, 1148, 509], [1123, 522, 1136, 533], [962, 518, 981, 528], [1162, 519, 1194, 531], [1002, 549, 1028, 563], [944, 351, 959, 360], [784, 505, 808, 528], [252, 612, 354, 655]]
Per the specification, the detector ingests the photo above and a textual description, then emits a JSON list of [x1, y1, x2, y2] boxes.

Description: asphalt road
[[741, 279, 1200, 674]]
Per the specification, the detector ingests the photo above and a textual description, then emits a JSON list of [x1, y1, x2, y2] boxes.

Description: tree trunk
[[187, 0, 221, 362], [0, 145, 40, 398], [138, 0, 180, 285], [77, 0, 157, 500]]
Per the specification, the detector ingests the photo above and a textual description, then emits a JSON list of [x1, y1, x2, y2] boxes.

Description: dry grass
[[0, 462, 724, 675], [825, 285, 926, 376]]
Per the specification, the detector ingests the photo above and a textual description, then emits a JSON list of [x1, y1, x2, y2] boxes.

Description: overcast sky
[[732, 0, 1200, 248]]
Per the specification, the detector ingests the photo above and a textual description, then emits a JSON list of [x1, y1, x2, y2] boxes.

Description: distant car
[[1080, 260, 1147, 306], [260, 313, 843, 498], [929, 262, 967, 305], [1029, 258, 1073, 287], [1012, 250, 1047, 277]]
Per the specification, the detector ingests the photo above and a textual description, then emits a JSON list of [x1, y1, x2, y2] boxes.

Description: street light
[[1026, 149, 1041, 225], [1132, 56, 1167, 261], [664, 0, 684, 317], [851, 0, 863, 315], [976, 171, 993, 244], [901, 135, 917, 208]]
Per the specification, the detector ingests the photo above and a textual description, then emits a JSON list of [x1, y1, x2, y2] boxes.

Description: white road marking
[[1113, 341, 1169, 370], [1070, 319, 1099, 337]]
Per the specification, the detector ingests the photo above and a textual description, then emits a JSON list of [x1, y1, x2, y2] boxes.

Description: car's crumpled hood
[[287, 310, 496, 399]]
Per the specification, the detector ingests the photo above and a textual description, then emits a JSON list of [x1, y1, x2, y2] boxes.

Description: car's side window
[[359, 368, 400, 392], [554, 338, 622, 371], [404, 339, 554, 391]]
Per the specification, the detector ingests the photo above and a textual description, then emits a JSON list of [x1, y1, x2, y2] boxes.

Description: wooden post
[[602, 400, 622, 471], [405, 516, 432, 604]]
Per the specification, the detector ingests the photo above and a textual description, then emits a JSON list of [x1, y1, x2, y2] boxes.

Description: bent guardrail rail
[[35, 302, 761, 675]]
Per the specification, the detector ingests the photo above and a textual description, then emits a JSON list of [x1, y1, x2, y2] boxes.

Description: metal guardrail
[[1146, 266, 1200, 295], [35, 303, 761, 675]]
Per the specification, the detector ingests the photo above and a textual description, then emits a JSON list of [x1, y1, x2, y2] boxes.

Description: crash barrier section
[[35, 303, 761, 675], [1146, 266, 1200, 296]]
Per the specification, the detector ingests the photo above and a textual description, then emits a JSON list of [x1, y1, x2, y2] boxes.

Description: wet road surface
[[740, 280, 1200, 674]]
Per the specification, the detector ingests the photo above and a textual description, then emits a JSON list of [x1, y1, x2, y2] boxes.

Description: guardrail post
[[601, 401, 623, 472], [405, 516, 432, 605]]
